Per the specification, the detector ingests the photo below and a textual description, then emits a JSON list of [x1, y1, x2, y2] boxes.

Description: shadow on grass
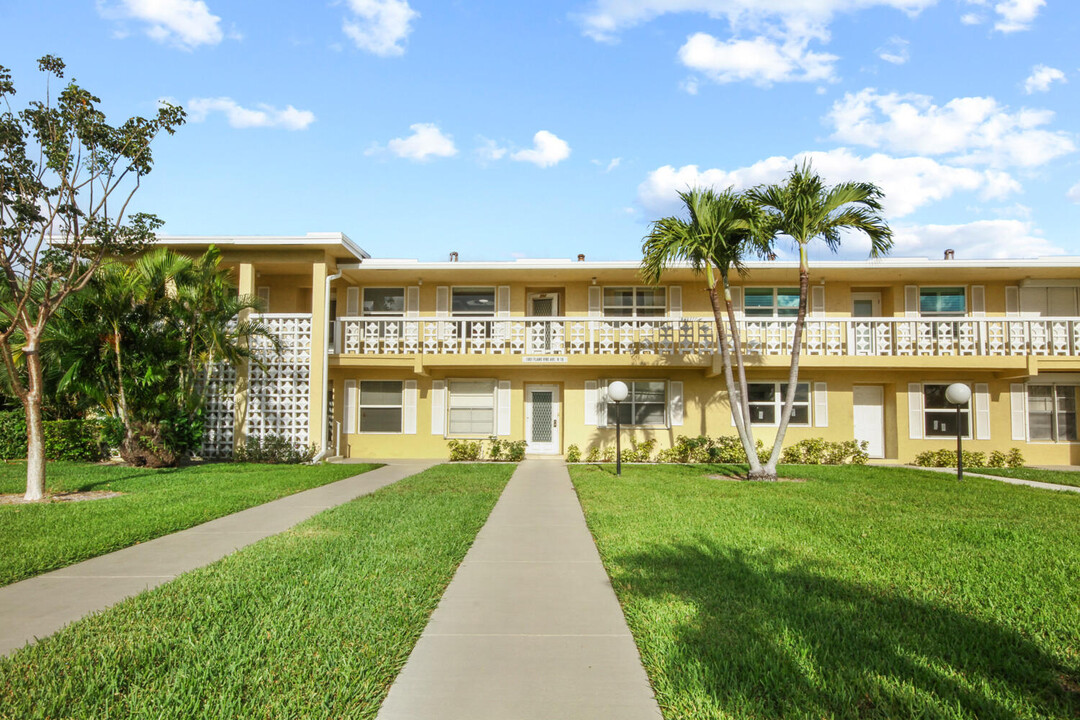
[[617, 540, 1078, 719]]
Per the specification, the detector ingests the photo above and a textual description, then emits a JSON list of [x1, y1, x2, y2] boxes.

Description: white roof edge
[[339, 256, 1080, 270], [154, 233, 370, 260]]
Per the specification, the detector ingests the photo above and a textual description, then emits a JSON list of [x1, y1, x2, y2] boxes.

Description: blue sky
[[3, 0, 1078, 261]]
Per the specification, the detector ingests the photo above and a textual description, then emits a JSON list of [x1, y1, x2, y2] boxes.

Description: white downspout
[[312, 268, 344, 463]]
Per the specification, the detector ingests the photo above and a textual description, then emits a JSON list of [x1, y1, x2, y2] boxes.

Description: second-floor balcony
[[334, 316, 1080, 358]]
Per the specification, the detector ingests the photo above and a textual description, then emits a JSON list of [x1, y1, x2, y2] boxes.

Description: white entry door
[[853, 385, 885, 459], [528, 294, 560, 353], [525, 384, 560, 454]]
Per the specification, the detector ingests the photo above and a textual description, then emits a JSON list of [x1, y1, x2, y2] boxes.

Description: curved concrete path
[[0, 460, 435, 657], [376, 459, 662, 720]]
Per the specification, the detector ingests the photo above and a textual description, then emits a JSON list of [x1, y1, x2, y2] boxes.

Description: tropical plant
[[746, 162, 892, 480], [641, 187, 770, 478], [0, 56, 184, 498]]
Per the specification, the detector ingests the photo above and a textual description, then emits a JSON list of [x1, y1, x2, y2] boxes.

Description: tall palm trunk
[[722, 277, 754, 434], [763, 246, 811, 478], [708, 283, 763, 475]]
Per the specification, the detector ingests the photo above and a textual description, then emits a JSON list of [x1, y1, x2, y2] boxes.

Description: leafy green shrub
[[234, 435, 318, 464], [565, 444, 581, 463], [585, 446, 601, 463], [446, 439, 483, 461], [446, 438, 526, 462], [43, 420, 103, 462], [780, 438, 869, 465], [98, 416, 125, 450], [487, 436, 505, 461], [505, 440, 527, 462], [621, 438, 657, 463], [602, 447, 615, 463], [0, 410, 28, 460], [667, 435, 713, 463], [914, 448, 987, 468], [1006, 447, 1024, 468]]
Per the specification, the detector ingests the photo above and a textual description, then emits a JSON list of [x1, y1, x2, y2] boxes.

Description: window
[[607, 381, 667, 426], [452, 287, 496, 317], [363, 288, 405, 316], [359, 381, 403, 433], [919, 287, 966, 317], [448, 380, 497, 435], [744, 287, 799, 317], [922, 384, 970, 438], [603, 287, 666, 317], [1028, 385, 1079, 442], [746, 382, 810, 425]]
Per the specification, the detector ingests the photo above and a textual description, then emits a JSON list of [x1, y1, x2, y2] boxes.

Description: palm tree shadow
[[615, 540, 1079, 718]]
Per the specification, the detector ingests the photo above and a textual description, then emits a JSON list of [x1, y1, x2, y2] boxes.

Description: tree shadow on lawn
[[617, 540, 1079, 719]]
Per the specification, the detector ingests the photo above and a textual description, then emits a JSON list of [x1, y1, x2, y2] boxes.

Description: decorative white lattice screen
[[199, 362, 236, 458], [245, 313, 313, 448]]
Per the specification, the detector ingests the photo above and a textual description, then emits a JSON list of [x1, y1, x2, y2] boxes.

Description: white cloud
[[367, 123, 457, 161], [475, 137, 508, 163], [678, 32, 838, 86], [100, 0, 225, 49], [593, 157, 622, 172], [993, 0, 1044, 32], [1068, 181, 1080, 203], [960, 12, 983, 24], [1024, 64, 1066, 94], [636, 148, 1019, 218], [876, 36, 909, 64], [342, 0, 418, 56], [889, 219, 1063, 258], [186, 97, 315, 130], [511, 131, 572, 168], [827, 89, 1075, 167]]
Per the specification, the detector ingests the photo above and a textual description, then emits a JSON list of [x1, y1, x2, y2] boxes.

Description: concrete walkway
[[910, 465, 1080, 493], [376, 459, 662, 720], [0, 460, 435, 656]]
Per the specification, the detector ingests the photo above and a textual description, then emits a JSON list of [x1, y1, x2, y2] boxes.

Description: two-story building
[[158, 232, 1080, 465]]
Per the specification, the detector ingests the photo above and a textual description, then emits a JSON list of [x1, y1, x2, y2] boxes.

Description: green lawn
[[570, 463, 1080, 720], [0, 461, 380, 586], [969, 466, 1080, 489], [0, 463, 513, 719]]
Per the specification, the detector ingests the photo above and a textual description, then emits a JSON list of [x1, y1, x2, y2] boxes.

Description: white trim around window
[[361, 287, 406, 316], [602, 380, 669, 427], [357, 380, 404, 434], [446, 378, 498, 436], [1024, 382, 1079, 443], [602, 286, 667, 318], [745, 382, 812, 427]]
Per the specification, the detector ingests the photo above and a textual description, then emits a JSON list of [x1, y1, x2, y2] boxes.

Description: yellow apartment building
[[159, 233, 1080, 465]]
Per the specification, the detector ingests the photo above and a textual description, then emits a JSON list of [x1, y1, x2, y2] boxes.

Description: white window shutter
[[406, 286, 420, 317], [588, 287, 602, 317], [811, 286, 825, 318], [497, 381, 511, 435], [344, 380, 357, 434], [1006, 286, 1020, 317], [669, 286, 682, 318], [971, 286, 986, 318], [346, 287, 359, 316], [975, 383, 990, 440], [497, 286, 511, 318], [431, 380, 446, 435], [436, 287, 450, 317], [905, 286, 918, 318], [1010, 383, 1026, 441], [404, 380, 417, 434], [814, 382, 828, 427], [731, 287, 743, 319], [908, 383, 924, 439], [584, 381, 598, 425], [596, 380, 608, 427], [669, 381, 684, 426]]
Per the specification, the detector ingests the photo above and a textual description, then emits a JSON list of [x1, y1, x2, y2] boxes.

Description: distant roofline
[[154, 232, 370, 260]]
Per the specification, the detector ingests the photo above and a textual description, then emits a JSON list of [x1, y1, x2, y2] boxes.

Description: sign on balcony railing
[[335, 316, 1080, 357]]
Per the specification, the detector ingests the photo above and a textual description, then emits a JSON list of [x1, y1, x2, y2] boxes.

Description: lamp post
[[945, 383, 972, 481], [608, 381, 629, 476]]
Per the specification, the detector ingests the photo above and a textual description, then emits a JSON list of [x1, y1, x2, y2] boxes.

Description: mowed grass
[[0, 463, 513, 719], [569, 463, 1080, 720], [969, 466, 1080, 489], [0, 461, 379, 586]]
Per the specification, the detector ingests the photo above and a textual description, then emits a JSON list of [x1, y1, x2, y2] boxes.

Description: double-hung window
[[746, 382, 810, 425], [603, 287, 666, 317], [362, 288, 405, 316], [922, 384, 970, 438], [919, 287, 966, 317], [358, 381, 403, 433], [448, 380, 497, 435], [1027, 385, 1078, 442], [744, 288, 799, 317], [607, 381, 667, 426]]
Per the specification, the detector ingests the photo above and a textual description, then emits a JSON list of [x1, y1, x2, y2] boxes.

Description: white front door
[[853, 385, 885, 459], [525, 384, 560, 454]]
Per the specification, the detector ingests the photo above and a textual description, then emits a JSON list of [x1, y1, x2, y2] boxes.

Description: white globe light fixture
[[945, 383, 971, 481], [607, 381, 629, 476]]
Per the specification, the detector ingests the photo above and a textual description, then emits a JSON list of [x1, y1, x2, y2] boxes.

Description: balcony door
[[528, 293, 560, 353], [525, 384, 560, 455], [852, 292, 881, 317]]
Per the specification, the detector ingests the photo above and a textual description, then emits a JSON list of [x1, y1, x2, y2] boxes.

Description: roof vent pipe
[[449, 251, 458, 262], [944, 249, 955, 260], [577, 254, 585, 262]]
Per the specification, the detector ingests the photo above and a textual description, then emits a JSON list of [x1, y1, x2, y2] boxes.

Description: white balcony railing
[[334, 316, 1080, 358]]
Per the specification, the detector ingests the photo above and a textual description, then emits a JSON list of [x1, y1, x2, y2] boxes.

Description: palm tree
[[642, 187, 769, 475], [746, 161, 893, 480]]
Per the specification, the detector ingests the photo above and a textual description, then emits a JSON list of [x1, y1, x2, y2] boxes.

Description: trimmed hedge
[[0, 410, 110, 462], [914, 447, 1024, 469], [574, 435, 869, 466]]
